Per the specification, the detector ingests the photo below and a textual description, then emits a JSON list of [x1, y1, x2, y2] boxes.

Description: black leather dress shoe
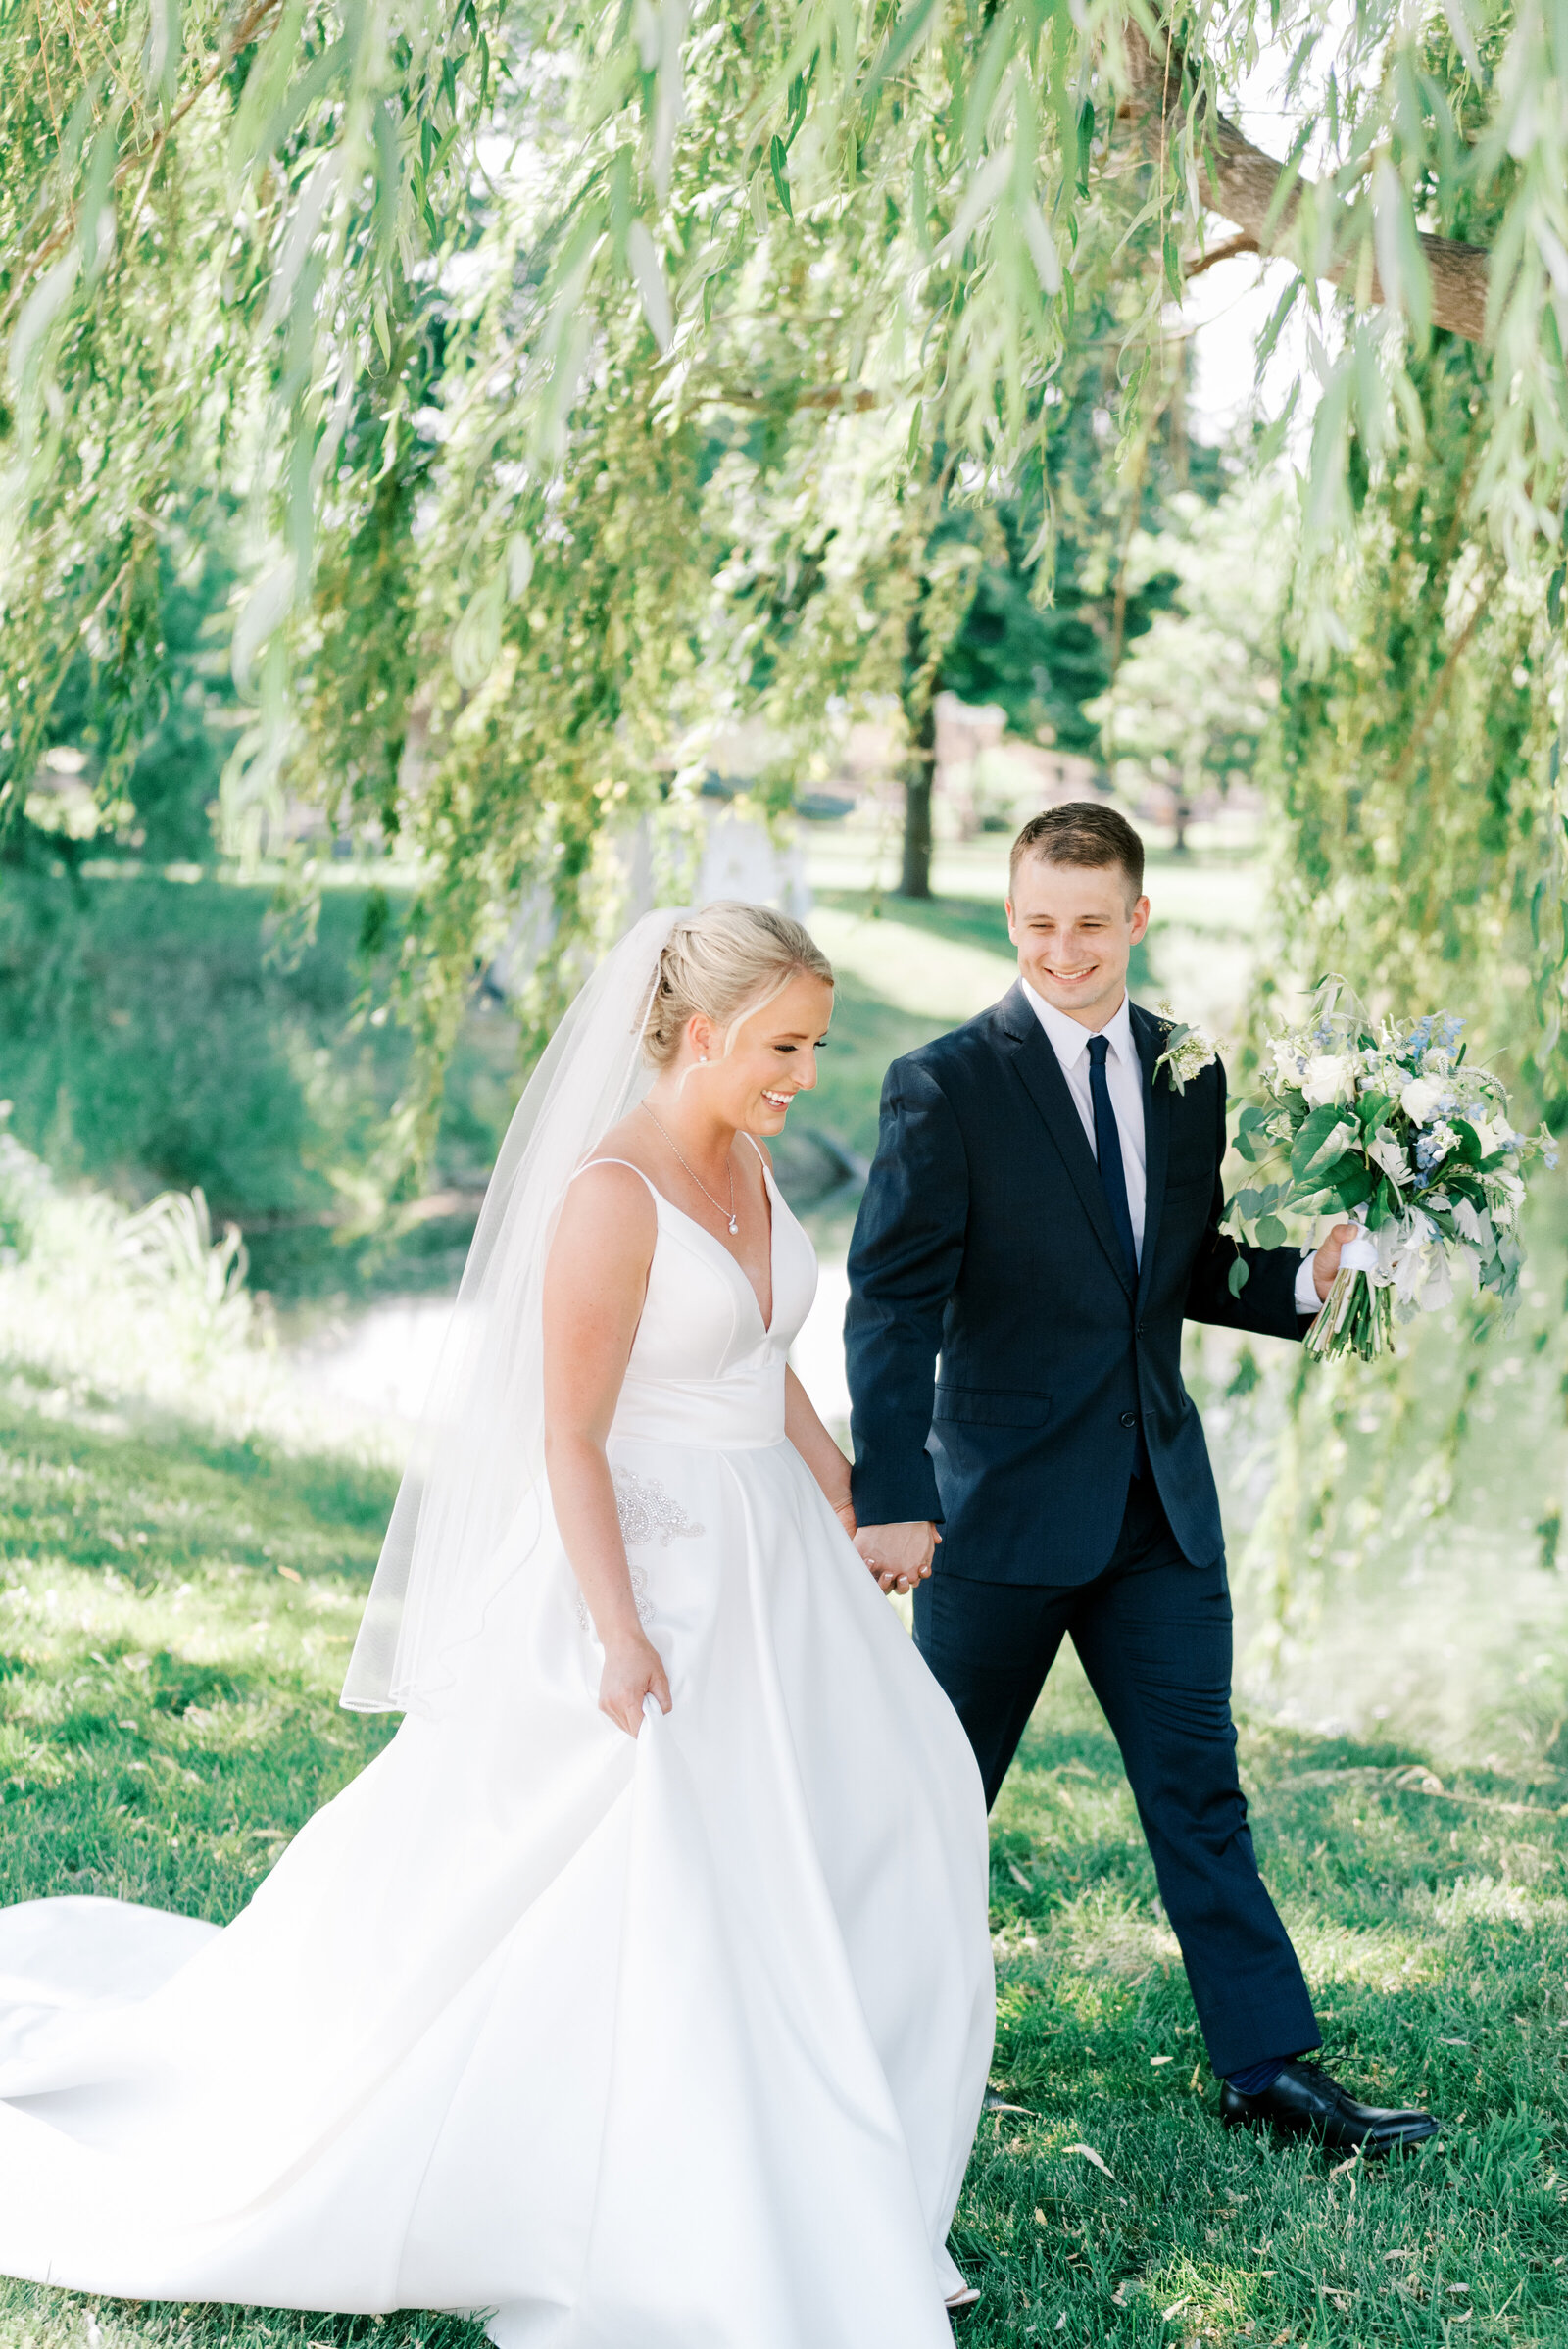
[[1219, 2060, 1440, 2154]]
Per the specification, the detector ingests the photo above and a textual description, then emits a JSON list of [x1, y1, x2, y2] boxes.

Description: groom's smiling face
[[1006, 854, 1151, 1031]]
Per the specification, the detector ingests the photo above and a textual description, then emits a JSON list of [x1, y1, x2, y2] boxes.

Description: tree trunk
[[899, 694, 937, 900]]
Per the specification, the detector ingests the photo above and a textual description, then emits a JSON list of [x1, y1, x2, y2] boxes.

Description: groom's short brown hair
[[1009, 803, 1145, 902]]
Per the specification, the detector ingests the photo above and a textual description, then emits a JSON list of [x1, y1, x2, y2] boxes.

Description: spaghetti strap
[[572, 1155, 662, 1202]]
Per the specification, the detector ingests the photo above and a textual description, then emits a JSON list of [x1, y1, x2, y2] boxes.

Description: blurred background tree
[[1093, 474, 1284, 853]]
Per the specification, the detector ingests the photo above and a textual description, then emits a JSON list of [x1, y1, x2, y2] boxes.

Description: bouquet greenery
[[1225, 980, 1556, 1362]]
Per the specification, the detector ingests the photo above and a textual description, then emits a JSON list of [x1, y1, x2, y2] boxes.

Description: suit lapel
[[996, 985, 1136, 1299], [1132, 1003, 1169, 1309]]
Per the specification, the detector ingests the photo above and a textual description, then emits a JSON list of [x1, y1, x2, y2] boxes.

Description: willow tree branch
[[698, 383, 884, 411], [0, 0, 286, 337], [1118, 23, 1491, 342], [1184, 230, 1258, 279]]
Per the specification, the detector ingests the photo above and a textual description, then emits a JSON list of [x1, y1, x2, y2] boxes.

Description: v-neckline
[[653, 1151, 778, 1337]]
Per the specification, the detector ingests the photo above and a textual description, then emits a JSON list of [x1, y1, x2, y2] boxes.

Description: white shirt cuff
[[1294, 1252, 1321, 1316]]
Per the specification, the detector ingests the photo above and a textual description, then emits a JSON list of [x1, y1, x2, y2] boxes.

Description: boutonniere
[[1152, 1003, 1223, 1095]]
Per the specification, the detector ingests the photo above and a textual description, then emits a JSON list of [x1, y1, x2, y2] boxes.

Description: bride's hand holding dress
[[542, 1160, 675, 1737]]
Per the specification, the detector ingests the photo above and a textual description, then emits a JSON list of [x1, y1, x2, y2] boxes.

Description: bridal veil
[[341, 907, 679, 1715]]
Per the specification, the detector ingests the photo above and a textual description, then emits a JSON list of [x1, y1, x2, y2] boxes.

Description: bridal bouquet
[[1227, 979, 1556, 1361]]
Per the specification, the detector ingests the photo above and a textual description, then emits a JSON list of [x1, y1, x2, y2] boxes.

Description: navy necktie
[[1087, 1034, 1138, 1287]]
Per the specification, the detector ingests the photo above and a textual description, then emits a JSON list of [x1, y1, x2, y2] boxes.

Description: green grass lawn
[[1, 1381, 1564, 2348]]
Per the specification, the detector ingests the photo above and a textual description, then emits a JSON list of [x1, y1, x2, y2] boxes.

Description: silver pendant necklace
[[640, 1103, 739, 1233]]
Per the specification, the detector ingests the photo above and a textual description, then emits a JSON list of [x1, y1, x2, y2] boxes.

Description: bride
[[0, 903, 995, 2347]]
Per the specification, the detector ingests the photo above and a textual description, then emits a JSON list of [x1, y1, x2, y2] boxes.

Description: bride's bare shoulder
[[546, 1158, 657, 1315], [555, 1119, 661, 1256]]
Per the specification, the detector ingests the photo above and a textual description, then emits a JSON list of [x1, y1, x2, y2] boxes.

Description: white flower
[[1423, 1049, 1452, 1077], [1153, 1012, 1220, 1095], [1399, 1076, 1446, 1125], [1269, 1037, 1305, 1088], [1381, 1211, 1457, 1314], [1301, 1053, 1354, 1109], [1472, 1114, 1514, 1159], [1369, 1135, 1413, 1188]]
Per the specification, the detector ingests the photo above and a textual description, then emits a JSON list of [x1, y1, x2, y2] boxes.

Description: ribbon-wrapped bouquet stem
[[1224, 980, 1556, 1362]]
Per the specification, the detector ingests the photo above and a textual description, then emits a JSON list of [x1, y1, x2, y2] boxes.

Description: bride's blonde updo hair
[[642, 902, 834, 1069]]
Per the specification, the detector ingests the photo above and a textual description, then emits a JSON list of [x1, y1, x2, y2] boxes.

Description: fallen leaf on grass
[[1065, 2141, 1114, 2177], [1162, 2296, 1191, 2320], [1329, 2152, 1361, 2177], [1006, 1860, 1032, 1888], [1151, 2054, 1173, 2066], [277, 1564, 303, 1584]]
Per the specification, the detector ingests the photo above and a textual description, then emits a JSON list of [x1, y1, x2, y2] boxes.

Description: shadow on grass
[[956, 1652, 1568, 2342], [0, 1369, 397, 1583]]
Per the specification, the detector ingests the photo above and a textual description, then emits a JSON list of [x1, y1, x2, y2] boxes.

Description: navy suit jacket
[[845, 985, 1306, 1585]]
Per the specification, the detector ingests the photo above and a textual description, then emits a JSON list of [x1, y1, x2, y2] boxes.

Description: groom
[[845, 804, 1437, 2155]]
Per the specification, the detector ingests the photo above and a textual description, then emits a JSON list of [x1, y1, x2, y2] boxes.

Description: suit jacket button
[[1119, 1410, 1137, 1428], [1135, 1321, 1146, 1337]]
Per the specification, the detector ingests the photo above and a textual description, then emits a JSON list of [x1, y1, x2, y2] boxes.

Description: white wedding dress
[[0, 1154, 994, 2346]]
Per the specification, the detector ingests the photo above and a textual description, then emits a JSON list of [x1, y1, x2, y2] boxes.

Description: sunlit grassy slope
[[0, 1377, 1565, 2347]]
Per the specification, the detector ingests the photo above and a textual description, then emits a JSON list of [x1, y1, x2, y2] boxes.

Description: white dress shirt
[[1021, 980, 1321, 1314]]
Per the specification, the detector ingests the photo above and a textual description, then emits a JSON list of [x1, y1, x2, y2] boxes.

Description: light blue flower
[[1415, 1122, 1459, 1172]]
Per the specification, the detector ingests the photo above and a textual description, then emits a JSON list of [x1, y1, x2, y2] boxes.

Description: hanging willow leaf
[[769, 133, 793, 219], [627, 219, 673, 349]]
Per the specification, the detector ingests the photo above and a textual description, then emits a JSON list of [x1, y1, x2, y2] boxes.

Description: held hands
[[599, 1636, 672, 1738], [853, 1521, 941, 1595], [1311, 1222, 1364, 1303]]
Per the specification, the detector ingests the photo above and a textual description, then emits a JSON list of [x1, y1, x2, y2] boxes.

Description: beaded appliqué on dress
[[573, 1471, 705, 1633], [613, 1469, 705, 1549]]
